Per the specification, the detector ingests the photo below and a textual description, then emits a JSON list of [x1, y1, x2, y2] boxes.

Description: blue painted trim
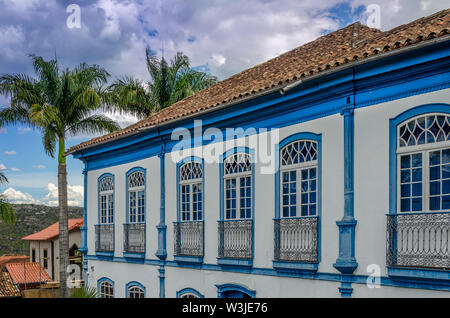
[[95, 251, 114, 258], [80, 165, 88, 281], [274, 132, 322, 265], [174, 255, 204, 265], [158, 265, 165, 298], [156, 153, 167, 260], [123, 252, 146, 261], [97, 277, 114, 298], [334, 101, 358, 275], [272, 261, 318, 275], [219, 147, 256, 264], [216, 283, 256, 298], [85, 254, 450, 291], [72, 43, 450, 172], [217, 258, 253, 269], [125, 281, 146, 298], [176, 287, 205, 298], [387, 267, 450, 285], [388, 103, 450, 214]]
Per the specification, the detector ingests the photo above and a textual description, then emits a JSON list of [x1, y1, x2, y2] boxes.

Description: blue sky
[[0, 0, 448, 206]]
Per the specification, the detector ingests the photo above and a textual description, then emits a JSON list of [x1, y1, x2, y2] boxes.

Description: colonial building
[[22, 218, 83, 281], [67, 10, 450, 298]]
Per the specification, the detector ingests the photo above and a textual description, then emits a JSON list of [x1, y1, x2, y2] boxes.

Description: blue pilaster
[[156, 152, 167, 298], [80, 164, 88, 282], [159, 264, 165, 298], [333, 101, 358, 276]]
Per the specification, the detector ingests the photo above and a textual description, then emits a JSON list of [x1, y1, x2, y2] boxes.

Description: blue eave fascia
[[72, 39, 450, 169], [387, 266, 450, 285]]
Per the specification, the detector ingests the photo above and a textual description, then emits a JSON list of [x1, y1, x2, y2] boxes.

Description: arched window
[[99, 174, 114, 224], [179, 161, 203, 221], [127, 168, 146, 223], [98, 278, 114, 298], [280, 140, 318, 217], [397, 113, 450, 212], [176, 288, 204, 298], [126, 282, 145, 298], [223, 152, 252, 219]]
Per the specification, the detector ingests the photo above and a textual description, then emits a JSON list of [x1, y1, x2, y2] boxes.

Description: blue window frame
[[126, 167, 146, 223], [176, 287, 204, 298], [221, 150, 254, 220], [177, 158, 204, 222], [98, 174, 114, 224], [126, 281, 145, 298], [97, 277, 114, 298]]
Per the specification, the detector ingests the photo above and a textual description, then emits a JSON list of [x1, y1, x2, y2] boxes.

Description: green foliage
[[0, 204, 82, 256], [0, 172, 16, 225], [107, 49, 217, 119], [70, 286, 98, 298]]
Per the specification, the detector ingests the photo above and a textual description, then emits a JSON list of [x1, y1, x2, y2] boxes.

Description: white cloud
[[10, 167, 21, 172], [17, 127, 32, 134], [43, 183, 83, 207], [0, 128, 6, 134], [0, 25, 25, 60], [0, 164, 7, 171], [4, 150, 16, 155], [1, 187, 42, 204], [34, 165, 46, 169]]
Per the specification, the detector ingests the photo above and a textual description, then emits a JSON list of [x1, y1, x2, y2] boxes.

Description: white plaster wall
[[353, 88, 450, 277], [86, 156, 160, 260]]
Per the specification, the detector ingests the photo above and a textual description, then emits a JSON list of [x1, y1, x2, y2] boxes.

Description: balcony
[[387, 212, 449, 269], [123, 223, 146, 257], [218, 220, 253, 267], [173, 221, 204, 264], [95, 224, 114, 255], [273, 217, 319, 273]]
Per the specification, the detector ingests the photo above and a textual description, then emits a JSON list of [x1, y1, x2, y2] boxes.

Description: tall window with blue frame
[[280, 140, 318, 217], [179, 161, 203, 221], [128, 169, 146, 223], [223, 153, 252, 220], [99, 175, 114, 224], [397, 114, 450, 212]]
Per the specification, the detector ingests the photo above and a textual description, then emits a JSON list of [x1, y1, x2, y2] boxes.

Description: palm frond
[[0, 196, 16, 225], [66, 114, 120, 137]]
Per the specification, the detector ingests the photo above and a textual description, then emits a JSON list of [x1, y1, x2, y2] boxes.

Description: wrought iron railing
[[95, 224, 114, 252], [274, 217, 318, 262], [173, 221, 204, 257], [218, 220, 253, 259], [123, 223, 146, 254], [387, 213, 449, 270]]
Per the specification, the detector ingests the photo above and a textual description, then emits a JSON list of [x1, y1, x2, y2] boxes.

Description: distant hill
[[0, 204, 83, 256]]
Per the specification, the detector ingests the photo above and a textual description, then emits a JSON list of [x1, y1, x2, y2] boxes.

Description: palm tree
[[0, 54, 121, 297], [0, 172, 16, 225], [107, 49, 217, 119]]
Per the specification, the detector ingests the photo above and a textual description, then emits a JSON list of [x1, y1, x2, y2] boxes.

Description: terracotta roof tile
[[21, 218, 83, 241], [0, 271, 21, 297], [6, 262, 51, 285], [0, 255, 29, 268], [68, 9, 450, 154]]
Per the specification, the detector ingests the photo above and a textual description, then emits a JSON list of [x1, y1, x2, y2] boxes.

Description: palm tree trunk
[[58, 137, 69, 298]]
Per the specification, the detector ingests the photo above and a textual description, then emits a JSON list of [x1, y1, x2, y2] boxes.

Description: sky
[[0, 0, 448, 206]]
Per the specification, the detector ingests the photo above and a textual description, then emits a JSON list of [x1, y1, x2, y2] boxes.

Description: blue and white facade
[[72, 36, 450, 298]]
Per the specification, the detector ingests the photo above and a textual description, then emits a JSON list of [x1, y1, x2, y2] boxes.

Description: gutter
[[66, 34, 450, 155]]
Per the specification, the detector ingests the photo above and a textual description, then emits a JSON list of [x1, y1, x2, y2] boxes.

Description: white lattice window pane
[[108, 194, 114, 223], [129, 286, 144, 298], [399, 114, 450, 147], [224, 153, 252, 175], [281, 140, 317, 167], [129, 171, 145, 188], [225, 178, 237, 219], [100, 177, 114, 192], [129, 191, 136, 223], [100, 282, 113, 298], [180, 162, 203, 181]]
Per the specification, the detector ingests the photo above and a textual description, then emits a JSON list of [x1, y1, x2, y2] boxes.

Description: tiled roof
[[0, 255, 29, 268], [21, 218, 83, 241], [6, 262, 51, 285], [0, 271, 21, 297], [67, 9, 450, 154]]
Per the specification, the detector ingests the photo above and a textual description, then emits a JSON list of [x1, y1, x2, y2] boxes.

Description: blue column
[[80, 164, 88, 282], [156, 152, 167, 298], [333, 104, 358, 276]]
